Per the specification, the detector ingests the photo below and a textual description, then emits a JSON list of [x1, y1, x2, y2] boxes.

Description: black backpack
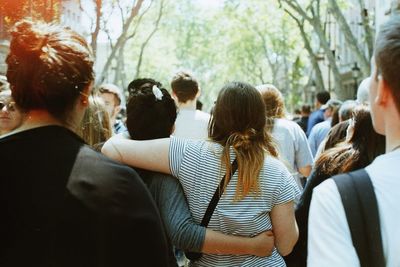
[[333, 169, 385, 267]]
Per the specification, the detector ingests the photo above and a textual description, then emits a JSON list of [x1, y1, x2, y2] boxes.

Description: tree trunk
[[135, 0, 164, 78], [310, 13, 343, 96], [90, 0, 102, 57], [99, 0, 144, 83], [358, 0, 374, 60], [327, 0, 370, 75], [285, 9, 325, 92]]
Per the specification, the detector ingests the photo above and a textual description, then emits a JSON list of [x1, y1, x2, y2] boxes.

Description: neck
[[383, 109, 400, 153], [9, 110, 66, 135], [385, 126, 400, 153], [177, 99, 197, 110]]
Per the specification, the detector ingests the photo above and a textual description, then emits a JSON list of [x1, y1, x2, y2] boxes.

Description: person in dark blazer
[[0, 20, 170, 267]]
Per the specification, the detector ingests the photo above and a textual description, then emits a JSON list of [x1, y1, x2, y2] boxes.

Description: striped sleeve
[[169, 136, 188, 177], [273, 168, 302, 205]]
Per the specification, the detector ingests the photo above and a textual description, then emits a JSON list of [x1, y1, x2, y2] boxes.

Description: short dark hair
[[126, 80, 176, 140], [196, 100, 203, 110], [170, 72, 199, 103], [316, 91, 331, 105], [128, 78, 162, 95], [301, 104, 311, 114], [375, 15, 400, 114], [6, 20, 94, 122]]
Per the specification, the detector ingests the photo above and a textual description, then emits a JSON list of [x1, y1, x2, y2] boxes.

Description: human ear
[[80, 83, 92, 107], [376, 78, 390, 107]]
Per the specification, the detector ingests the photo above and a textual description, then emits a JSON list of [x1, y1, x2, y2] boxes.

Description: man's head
[[301, 105, 311, 116], [170, 71, 200, 104], [315, 91, 331, 109], [370, 15, 400, 136], [97, 83, 122, 124]]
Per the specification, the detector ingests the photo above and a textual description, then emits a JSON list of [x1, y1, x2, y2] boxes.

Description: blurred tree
[[0, 0, 61, 38]]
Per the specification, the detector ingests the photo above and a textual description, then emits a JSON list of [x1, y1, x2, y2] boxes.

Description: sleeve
[[273, 166, 302, 206], [294, 125, 314, 168], [169, 136, 189, 177], [308, 127, 318, 157], [307, 179, 360, 267], [150, 173, 206, 252]]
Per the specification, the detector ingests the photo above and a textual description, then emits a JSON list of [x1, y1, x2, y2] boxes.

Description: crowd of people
[[1, 16, 399, 267]]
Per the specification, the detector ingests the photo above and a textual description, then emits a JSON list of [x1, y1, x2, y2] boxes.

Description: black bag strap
[[200, 159, 238, 227], [333, 169, 385, 267]]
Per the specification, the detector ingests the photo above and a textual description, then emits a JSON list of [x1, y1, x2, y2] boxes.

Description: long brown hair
[[209, 82, 278, 201], [315, 105, 385, 176]]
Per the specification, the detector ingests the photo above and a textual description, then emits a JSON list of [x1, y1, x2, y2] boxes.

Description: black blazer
[[0, 126, 170, 267]]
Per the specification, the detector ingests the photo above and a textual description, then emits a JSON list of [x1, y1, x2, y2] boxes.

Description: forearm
[[202, 230, 274, 257], [275, 222, 299, 256]]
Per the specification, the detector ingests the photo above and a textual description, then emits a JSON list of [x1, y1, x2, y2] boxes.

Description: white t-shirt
[[271, 118, 313, 174], [173, 108, 210, 140], [307, 150, 400, 267], [169, 137, 300, 267]]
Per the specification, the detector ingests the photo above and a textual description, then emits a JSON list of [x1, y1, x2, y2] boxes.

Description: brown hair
[[209, 82, 278, 201], [374, 15, 400, 115], [78, 96, 112, 147], [170, 71, 199, 103], [6, 20, 94, 123], [315, 105, 385, 176]]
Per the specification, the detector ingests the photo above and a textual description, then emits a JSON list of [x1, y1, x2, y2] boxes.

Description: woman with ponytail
[[103, 81, 300, 266]]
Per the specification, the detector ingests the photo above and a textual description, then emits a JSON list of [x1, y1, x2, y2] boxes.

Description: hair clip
[[152, 85, 163, 101]]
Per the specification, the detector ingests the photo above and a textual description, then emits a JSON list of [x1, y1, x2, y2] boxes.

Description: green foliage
[[119, 0, 312, 111]]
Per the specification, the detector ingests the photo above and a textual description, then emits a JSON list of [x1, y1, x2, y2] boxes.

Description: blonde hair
[[257, 84, 285, 131], [78, 96, 112, 147]]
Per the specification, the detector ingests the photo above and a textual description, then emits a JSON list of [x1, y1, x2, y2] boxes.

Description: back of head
[[301, 104, 311, 115], [375, 15, 400, 115], [339, 100, 358, 122], [170, 71, 199, 103], [316, 105, 385, 176], [209, 81, 278, 201], [126, 80, 176, 140], [127, 78, 162, 95], [316, 91, 331, 105], [6, 20, 94, 123], [356, 77, 371, 104], [210, 82, 268, 146], [256, 84, 285, 119], [349, 105, 385, 163], [78, 96, 112, 147]]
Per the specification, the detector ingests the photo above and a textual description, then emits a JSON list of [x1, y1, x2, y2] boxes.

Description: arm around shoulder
[[102, 136, 171, 174]]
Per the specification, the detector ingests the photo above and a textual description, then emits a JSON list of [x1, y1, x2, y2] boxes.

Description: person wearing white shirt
[[170, 71, 210, 140], [308, 15, 400, 267]]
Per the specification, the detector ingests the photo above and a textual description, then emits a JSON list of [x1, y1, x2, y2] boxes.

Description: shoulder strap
[[200, 159, 238, 227], [333, 169, 385, 267]]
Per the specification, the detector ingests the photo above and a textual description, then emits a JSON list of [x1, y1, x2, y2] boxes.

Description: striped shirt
[[169, 137, 300, 267]]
